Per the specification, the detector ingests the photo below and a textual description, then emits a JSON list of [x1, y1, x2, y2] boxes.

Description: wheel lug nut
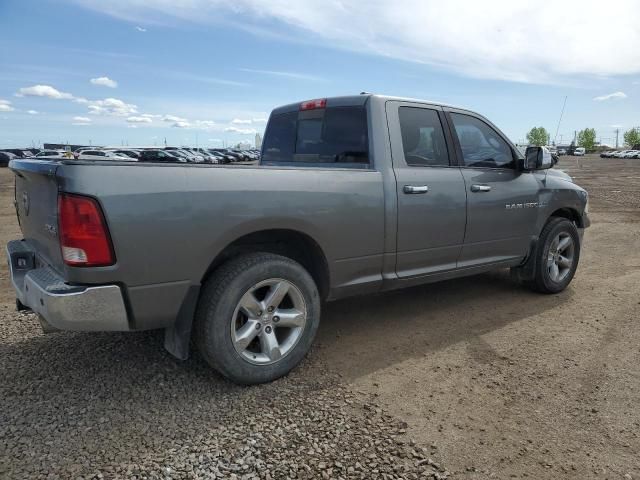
[[265, 326, 272, 334], [255, 323, 262, 330], [257, 310, 263, 316], [267, 306, 274, 313], [273, 316, 280, 323]]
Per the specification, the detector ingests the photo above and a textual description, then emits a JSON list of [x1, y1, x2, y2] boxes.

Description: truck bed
[[9, 158, 385, 330]]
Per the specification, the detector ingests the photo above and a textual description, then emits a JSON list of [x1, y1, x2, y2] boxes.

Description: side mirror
[[523, 146, 553, 170]]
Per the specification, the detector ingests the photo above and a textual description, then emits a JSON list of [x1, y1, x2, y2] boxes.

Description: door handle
[[403, 185, 429, 194], [470, 184, 492, 192]]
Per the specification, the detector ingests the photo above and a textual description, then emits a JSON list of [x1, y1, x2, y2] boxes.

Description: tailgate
[[11, 159, 65, 273]]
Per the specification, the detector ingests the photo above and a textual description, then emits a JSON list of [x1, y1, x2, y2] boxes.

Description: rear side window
[[262, 107, 369, 167], [398, 107, 450, 166]]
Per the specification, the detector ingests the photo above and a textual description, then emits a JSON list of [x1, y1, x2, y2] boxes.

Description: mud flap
[[163, 285, 200, 360], [510, 236, 539, 283]]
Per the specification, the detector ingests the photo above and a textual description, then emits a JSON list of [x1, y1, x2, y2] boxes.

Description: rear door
[[387, 101, 467, 277], [445, 110, 540, 266]]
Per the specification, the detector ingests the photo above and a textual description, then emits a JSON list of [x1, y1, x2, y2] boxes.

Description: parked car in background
[[165, 147, 204, 163], [0, 151, 17, 167], [557, 148, 567, 155], [77, 150, 135, 161], [108, 149, 141, 159], [600, 150, 616, 158], [1, 149, 34, 158], [622, 150, 639, 158], [573, 147, 585, 156], [138, 149, 186, 162], [209, 149, 235, 163], [204, 149, 228, 164], [611, 150, 632, 158], [34, 150, 67, 158]]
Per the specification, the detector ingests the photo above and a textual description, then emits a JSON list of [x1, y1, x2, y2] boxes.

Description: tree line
[[526, 126, 640, 151]]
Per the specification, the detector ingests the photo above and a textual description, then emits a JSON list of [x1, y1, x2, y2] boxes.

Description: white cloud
[[15, 84, 138, 119], [16, 84, 74, 99], [225, 126, 257, 135], [88, 97, 138, 116], [593, 91, 627, 101], [72, 122, 91, 126], [141, 113, 161, 118], [90, 76, 118, 88], [135, 26, 147, 32], [27, 110, 39, 115], [194, 120, 218, 129], [73, 0, 640, 83], [73, 116, 92, 122], [0, 99, 15, 112], [240, 68, 323, 82], [231, 118, 252, 124], [252, 117, 267, 123], [127, 115, 153, 123], [171, 121, 191, 128], [610, 124, 624, 128], [163, 114, 188, 123]]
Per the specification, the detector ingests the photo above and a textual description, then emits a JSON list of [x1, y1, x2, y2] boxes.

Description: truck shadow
[[316, 269, 574, 380]]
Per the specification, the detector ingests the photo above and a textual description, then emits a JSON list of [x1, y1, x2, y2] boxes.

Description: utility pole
[[615, 129, 619, 148], [554, 96, 567, 144]]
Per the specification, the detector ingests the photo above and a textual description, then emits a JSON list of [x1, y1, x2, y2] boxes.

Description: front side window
[[262, 107, 369, 166], [398, 107, 450, 166], [450, 113, 514, 168]]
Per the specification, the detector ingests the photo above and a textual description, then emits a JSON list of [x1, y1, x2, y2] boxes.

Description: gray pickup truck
[[6, 94, 589, 384]]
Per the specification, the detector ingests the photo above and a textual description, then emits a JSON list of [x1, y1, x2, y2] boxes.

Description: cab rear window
[[261, 107, 369, 168]]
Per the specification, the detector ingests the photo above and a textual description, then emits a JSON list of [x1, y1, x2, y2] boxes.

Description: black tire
[[529, 217, 581, 294], [195, 252, 321, 385]]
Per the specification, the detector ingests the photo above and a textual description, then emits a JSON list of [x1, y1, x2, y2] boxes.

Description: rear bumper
[[6, 239, 130, 332]]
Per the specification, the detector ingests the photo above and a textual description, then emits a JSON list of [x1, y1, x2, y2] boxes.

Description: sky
[[0, 0, 639, 149]]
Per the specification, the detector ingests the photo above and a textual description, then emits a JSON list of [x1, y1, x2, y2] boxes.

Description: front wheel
[[195, 253, 321, 384], [530, 217, 581, 293]]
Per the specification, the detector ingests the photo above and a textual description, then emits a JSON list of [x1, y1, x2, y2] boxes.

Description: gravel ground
[[0, 315, 445, 479], [1, 155, 639, 479]]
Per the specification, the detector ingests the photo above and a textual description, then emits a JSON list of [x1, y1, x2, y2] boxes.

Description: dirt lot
[[1, 155, 639, 479]]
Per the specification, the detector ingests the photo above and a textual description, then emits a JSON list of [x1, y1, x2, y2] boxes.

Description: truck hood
[[546, 168, 573, 183]]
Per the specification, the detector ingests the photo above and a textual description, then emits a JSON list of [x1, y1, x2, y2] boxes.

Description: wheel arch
[[549, 207, 584, 228], [200, 228, 330, 301]]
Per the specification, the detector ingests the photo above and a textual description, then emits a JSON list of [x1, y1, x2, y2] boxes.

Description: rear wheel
[[195, 253, 321, 384]]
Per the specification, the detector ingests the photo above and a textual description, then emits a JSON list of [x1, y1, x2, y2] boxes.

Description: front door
[[387, 102, 467, 278], [445, 110, 541, 267]]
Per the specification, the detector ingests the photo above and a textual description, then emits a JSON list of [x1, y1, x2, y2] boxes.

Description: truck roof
[[270, 93, 473, 115]]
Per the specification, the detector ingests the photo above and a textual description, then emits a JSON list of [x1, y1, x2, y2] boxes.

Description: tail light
[[300, 98, 326, 111], [58, 193, 115, 267]]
